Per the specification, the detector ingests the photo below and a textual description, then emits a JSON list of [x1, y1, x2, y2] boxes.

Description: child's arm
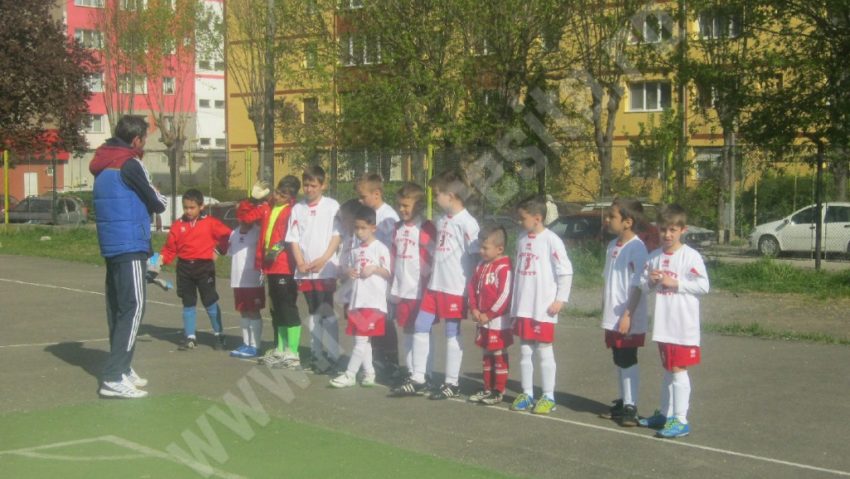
[[212, 217, 232, 255], [309, 234, 342, 273], [360, 247, 391, 280], [673, 252, 710, 295], [547, 240, 573, 316], [467, 265, 482, 322], [617, 287, 643, 334], [160, 226, 179, 266], [290, 243, 311, 273]]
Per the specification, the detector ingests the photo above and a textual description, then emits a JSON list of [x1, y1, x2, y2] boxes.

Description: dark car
[[549, 211, 612, 248], [8, 196, 88, 225], [208, 201, 239, 229]]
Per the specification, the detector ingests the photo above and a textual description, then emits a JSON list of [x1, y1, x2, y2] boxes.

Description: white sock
[[347, 336, 369, 376], [323, 315, 340, 361], [403, 333, 414, 371], [308, 314, 321, 356], [622, 364, 639, 407], [362, 337, 374, 375], [240, 318, 251, 346], [661, 371, 674, 417], [672, 370, 691, 424], [411, 332, 431, 383], [247, 318, 262, 348], [445, 334, 463, 386], [520, 341, 535, 397], [538, 343, 556, 400]]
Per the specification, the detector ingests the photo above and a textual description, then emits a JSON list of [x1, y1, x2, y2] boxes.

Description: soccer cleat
[[638, 410, 668, 429], [179, 337, 197, 350], [468, 390, 491, 403], [510, 393, 535, 412], [273, 356, 303, 371], [619, 404, 639, 427], [329, 372, 356, 388], [230, 345, 259, 359], [480, 391, 504, 406], [124, 368, 147, 388], [360, 372, 376, 387], [532, 396, 557, 415], [213, 334, 227, 351], [258, 349, 285, 366], [656, 418, 690, 439], [391, 379, 428, 396], [428, 383, 460, 400], [99, 378, 148, 399], [599, 399, 625, 419]]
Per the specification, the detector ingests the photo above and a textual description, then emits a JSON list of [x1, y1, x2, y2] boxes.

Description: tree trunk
[[717, 126, 736, 244], [832, 159, 848, 201]]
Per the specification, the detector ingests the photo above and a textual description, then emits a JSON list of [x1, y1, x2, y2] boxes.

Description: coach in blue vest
[[89, 115, 167, 399]]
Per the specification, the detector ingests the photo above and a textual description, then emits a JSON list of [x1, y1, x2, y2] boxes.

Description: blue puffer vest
[[92, 157, 152, 258]]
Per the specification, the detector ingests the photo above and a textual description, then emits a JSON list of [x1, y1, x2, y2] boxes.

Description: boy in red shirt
[[468, 225, 513, 406], [160, 189, 232, 350]]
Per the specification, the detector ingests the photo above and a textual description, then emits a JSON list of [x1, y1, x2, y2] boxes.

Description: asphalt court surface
[[1, 254, 849, 478]]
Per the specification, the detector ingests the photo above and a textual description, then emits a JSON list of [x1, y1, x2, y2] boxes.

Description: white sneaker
[[99, 378, 148, 399], [360, 373, 376, 387], [124, 368, 148, 388], [329, 372, 356, 388]]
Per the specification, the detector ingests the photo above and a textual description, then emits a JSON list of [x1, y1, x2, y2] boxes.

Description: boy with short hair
[[226, 200, 266, 359], [329, 204, 392, 388], [285, 166, 342, 373], [468, 225, 513, 406], [389, 182, 436, 382], [393, 170, 480, 400], [160, 189, 232, 350], [510, 196, 573, 415], [355, 173, 401, 376], [638, 204, 709, 439], [256, 176, 303, 368]]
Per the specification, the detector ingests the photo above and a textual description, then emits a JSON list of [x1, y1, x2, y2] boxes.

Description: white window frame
[[698, 10, 742, 40], [120, 0, 147, 11], [214, 100, 225, 109], [630, 12, 673, 44], [86, 73, 104, 93], [74, 29, 103, 49], [346, 0, 364, 9], [215, 138, 226, 148], [85, 114, 105, 134], [693, 147, 722, 180], [162, 77, 175, 95], [118, 74, 147, 94], [199, 138, 211, 146], [74, 0, 104, 8], [628, 81, 672, 112], [363, 38, 381, 65]]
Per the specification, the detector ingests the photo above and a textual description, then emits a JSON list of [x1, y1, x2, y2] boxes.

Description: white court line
[[0, 435, 245, 479]]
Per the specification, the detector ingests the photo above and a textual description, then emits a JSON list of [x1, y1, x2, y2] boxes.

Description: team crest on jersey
[[662, 258, 670, 268], [449, 303, 459, 312]]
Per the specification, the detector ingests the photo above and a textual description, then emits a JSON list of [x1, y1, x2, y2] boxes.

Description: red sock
[[493, 350, 509, 393], [482, 353, 493, 391]]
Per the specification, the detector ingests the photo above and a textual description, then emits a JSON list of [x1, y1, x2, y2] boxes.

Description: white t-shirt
[[285, 196, 341, 280], [228, 226, 262, 288], [390, 219, 435, 300], [375, 203, 400, 248], [428, 209, 480, 296], [601, 236, 649, 333], [510, 228, 573, 324], [349, 240, 391, 313], [639, 244, 710, 346]]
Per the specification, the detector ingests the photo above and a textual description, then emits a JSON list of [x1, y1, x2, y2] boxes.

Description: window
[[86, 73, 104, 93], [199, 99, 210, 108], [214, 61, 225, 70], [825, 206, 850, 223], [215, 138, 226, 147], [162, 77, 175, 95], [120, 0, 146, 10], [75, 0, 104, 7], [199, 138, 211, 146], [214, 100, 225, 109], [628, 81, 672, 112], [472, 38, 493, 56], [303, 98, 319, 124], [84, 114, 105, 134], [693, 147, 721, 180], [344, 0, 363, 9], [305, 43, 318, 69], [74, 29, 103, 49], [340, 35, 357, 66], [696, 83, 717, 109], [119, 74, 147, 94], [363, 38, 381, 64], [699, 9, 742, 40], [791, 207, 816, 225], [198, 60, 212, 70], [631, 12, 673, 44]]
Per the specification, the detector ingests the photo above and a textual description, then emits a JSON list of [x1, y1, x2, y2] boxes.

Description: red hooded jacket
[[256, 199, 295, 275]]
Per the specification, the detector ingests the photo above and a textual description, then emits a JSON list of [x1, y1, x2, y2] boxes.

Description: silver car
[[8, 196, 88, 225]]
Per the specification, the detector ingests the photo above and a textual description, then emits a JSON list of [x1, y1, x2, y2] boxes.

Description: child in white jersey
[[226, 201, 266, 359], [638, 204, 709, 439], [389, 183, 436, 383], [598, 198, 649, 426], [510, 196, 573, 415], [393, 170, 480, 399], [285, 165, 342, 374], [355, 173, 401, 377], [329, 205, 391, 388]]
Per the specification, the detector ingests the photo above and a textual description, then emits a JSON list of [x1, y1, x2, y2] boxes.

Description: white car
[[749, 202, 850, 256]]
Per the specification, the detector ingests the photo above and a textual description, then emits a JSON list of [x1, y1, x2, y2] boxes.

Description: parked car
[[154, 195, 220, 231], [549, 211, 612, 248], [208, 201, 239, 229], [749, 202, 850, 256], [8, 195, 88, 225]]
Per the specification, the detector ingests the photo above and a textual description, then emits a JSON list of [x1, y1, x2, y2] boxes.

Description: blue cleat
[[638, 410, 668, 429], [230, 345, 259, 358], [510, 393, 535, 412], [656, 418, 690, 439]]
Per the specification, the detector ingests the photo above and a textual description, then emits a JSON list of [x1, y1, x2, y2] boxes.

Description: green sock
[[287, 326, 302, 358], [276, 327, 287, 353]]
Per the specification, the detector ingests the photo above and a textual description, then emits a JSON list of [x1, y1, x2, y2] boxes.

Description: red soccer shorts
[[513, 317, 555, 343], [475, 326, 514, 351], [419, 289, 466, 320], [394, 298, 420, 330], [346, 308, 386, 337], [233, 287, 265, 312], [658, 342, 701, 370], [605, 330, 646, 349]]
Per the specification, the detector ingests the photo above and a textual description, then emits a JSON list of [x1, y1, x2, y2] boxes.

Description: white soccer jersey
[[510, 228, 573, 324], [349, 240, 391, 313], [639, 244, 710, 346], [427, 209, 480, 296], [285, 196, 341, 280], [228, 226, 262, 288], [390, 219, 436, 300], [601, 236, 649, 333], [375, 203, 400, 248]]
